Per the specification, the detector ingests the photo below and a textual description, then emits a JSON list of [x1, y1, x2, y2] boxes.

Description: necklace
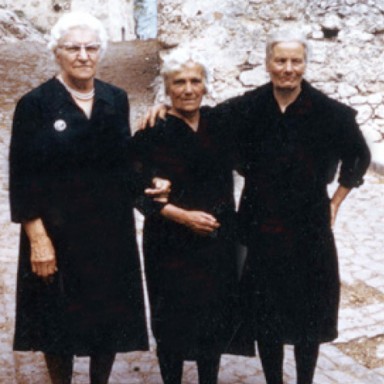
[[57, 75, 95, 100]]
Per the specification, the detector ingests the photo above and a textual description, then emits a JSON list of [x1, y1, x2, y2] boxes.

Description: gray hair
[[161, 48, 211, 94], [266, 28, 309, 62], [48, 11, 108, 57]]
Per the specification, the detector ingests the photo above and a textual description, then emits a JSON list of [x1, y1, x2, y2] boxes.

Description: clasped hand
[[183, 210, 220, 236], [145, 177, 171, 203]]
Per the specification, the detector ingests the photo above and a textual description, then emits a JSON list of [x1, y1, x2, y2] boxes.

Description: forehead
[[169, 62, 205, 80], [60, 27, 98, 43], [270, 41, 306, 57]]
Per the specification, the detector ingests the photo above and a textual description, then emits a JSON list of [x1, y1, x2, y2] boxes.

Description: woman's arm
[[330, 185, 351, 227], [337, 108, 371, 189], [9, 95, 44, 223], [330, 108, 370, 226], [160, 204, 220, 236], [22, 218, 57, 278]]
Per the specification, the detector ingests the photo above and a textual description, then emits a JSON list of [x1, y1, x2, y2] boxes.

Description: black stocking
[[89, 353, 116, 384], [294, 342, 319, 384], [257, 339, 284, 384], [157, 351, 183, 384], [44, 354, 74, 384], [196, 355, 221, 384]]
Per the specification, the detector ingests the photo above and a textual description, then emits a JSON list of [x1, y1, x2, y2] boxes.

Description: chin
[[277, 83, 300, 91], [74, 74, 95, 81], [181, 105, 199, 111]]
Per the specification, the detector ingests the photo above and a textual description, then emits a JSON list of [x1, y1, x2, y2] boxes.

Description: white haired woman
[[132, 48, 251, 384], [9, 11, 169, 384]]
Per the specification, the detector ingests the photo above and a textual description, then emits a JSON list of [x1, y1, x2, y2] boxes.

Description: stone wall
[[0, 9, 45, 42], [157, 0, 384, 155], [0, 0, 135, 41]]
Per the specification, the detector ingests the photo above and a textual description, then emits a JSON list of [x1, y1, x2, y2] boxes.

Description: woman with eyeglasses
[[9, 12, 169, 384]]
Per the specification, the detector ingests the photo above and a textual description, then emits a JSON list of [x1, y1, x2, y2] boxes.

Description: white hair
[[48, 12, 108, 57], [266, 28, 310, 62], [161, 47, 211, 94]]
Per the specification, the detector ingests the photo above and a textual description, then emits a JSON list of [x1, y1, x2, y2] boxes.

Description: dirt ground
[[341, 281, 384, 308], [339, 282, 384, 368]]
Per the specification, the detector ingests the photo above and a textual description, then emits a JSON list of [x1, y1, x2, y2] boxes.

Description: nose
[[284, 60, 293, 72], [184, 81, 193, 93], [78, 46, 89, 60]]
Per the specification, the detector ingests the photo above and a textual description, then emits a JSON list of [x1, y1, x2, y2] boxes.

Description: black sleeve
[[130, 120, 168, 217], [117, 91, 145, 196], [9, 94, 45, 223], [205, 96, 251, 175], [337, 108, 371, 188]]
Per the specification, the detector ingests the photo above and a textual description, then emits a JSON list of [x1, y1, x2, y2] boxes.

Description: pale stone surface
[[355, 104, 373, 125], [337, 304, 384, 342], [0, 0, 135, 41], [349, 95, 367, 105], [368, 93, 383, 106], [338, 82, 358, 98], [0, 10, 45, 43], [322, 13, 342, 29], [375, 104, 384, 119], [239, 66, 267, 86]]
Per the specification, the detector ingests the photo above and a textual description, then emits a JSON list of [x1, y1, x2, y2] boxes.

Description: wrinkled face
[[55, 27, 101, 84], [266, 41, 306, 92], [166, 62, 206, 115]]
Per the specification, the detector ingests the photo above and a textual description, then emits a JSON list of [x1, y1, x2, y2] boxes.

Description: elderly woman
[[9, 12, 168, 384], [133, 49, 244, 384], [214, 30, 371, 384]]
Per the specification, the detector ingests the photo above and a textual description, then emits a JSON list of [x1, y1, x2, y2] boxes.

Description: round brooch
[[53, 119, 67, 132]]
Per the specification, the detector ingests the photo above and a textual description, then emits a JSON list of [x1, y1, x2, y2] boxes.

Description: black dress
[[214, 81, 371, 344], [133, 112, 243, 359], [9, 78, 149, 355]]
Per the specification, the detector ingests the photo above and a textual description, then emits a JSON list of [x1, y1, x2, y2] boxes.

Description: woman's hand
[[138, 104, 169, 130], [145, 177, 171, 203], [30, 236, 57, 278], [182, 210, 221, 235], [330, 185, 351, 227], [329, 201, 339, 228], [22, 218, 57, 279], [161, 204, 220, 236]]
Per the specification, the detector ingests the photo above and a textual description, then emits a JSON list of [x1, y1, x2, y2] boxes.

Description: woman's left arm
[[330, 185, 351, 226], [331, 107, 371, 226], [337, 107, 371, 189], [160, 204, 220, 236]]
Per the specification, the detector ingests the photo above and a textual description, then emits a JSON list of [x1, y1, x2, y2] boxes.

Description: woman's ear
[[164, 77, 170, 96], [53, 48, 60, 63]]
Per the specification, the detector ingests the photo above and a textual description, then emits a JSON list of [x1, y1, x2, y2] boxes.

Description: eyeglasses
[[58, 42, 101, 55]]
